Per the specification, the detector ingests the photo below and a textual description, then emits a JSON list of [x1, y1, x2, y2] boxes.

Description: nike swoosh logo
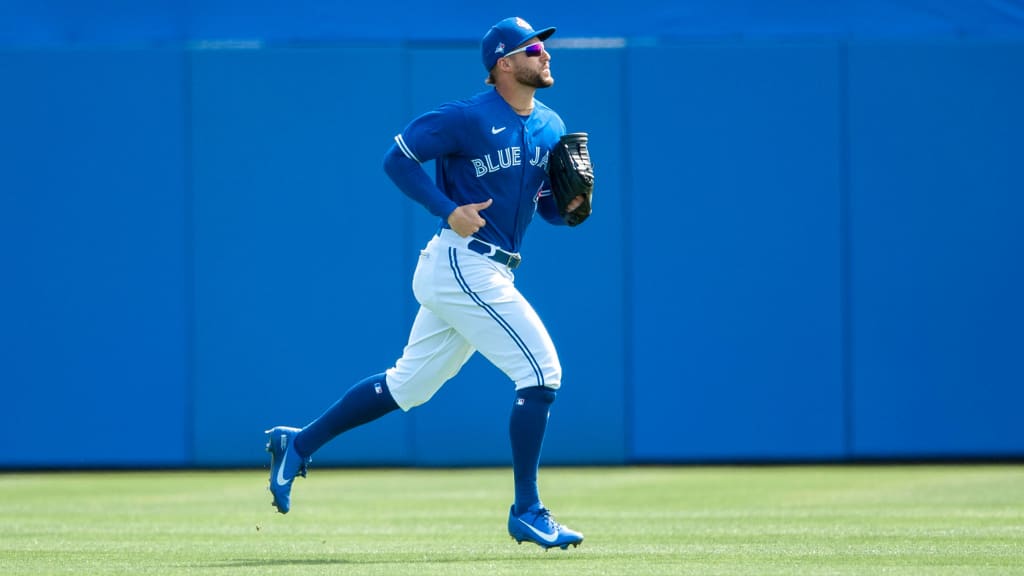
[[517, 518, 559, 543], [491, 126, 506, 134], [275, 437, 290, 487]]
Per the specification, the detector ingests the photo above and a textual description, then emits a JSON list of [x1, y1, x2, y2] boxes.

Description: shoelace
[[530, 507, 562, 531]]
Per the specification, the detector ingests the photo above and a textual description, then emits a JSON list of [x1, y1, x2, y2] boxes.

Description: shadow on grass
[[205, 559, 355, 567], [202, 552, 581, 568]]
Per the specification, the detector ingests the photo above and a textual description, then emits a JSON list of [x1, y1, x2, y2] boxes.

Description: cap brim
[[529, 26, 556, 43]]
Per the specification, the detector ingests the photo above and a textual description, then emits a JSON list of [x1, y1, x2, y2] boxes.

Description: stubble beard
[[516, 66, 554, 89]]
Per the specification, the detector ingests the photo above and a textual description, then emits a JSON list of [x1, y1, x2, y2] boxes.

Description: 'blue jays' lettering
[[473, 147, 550, 177]]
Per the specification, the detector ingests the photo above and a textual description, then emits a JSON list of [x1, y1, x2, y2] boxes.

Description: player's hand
[[567, 195, 584, 213], [448, 199, 493, 237]]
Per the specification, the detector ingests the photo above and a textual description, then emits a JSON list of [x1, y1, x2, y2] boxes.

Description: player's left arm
[[535, 113, 585, 226], [536, 188, 583, 226], [536, 186, 563, 225]]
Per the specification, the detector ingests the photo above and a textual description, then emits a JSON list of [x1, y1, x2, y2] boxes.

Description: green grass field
[[1, 466, 1022, 575]]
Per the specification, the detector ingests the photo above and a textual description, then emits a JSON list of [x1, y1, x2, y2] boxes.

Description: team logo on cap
[[495, 42, 505, 54], [516, 17, 531, 30]]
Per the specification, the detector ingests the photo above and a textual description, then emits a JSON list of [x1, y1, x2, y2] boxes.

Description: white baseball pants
[[385, 229, 562, 411]]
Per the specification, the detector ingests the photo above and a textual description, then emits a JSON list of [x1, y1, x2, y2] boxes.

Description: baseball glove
[[548, 132, 594, 227]]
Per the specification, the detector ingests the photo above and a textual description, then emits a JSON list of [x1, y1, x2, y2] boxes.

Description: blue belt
[[467, 239, 522, 270]]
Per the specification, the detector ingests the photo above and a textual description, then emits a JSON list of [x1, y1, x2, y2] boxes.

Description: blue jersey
[[391, 89, 567, 253]]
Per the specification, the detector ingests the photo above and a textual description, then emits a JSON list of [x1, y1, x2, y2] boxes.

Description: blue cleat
[[264, 426, 310, 514], [508, 503, 584, 550]]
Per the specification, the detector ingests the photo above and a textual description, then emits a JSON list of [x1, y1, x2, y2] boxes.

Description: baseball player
[[265, 16, 588, 550]]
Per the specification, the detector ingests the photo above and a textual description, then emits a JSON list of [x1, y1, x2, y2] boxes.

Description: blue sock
[[509, 386, 557, 516], [293, 373, 399, 458]]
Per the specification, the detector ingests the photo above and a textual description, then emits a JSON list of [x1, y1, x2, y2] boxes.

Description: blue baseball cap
[[481, 17, 556, 72]]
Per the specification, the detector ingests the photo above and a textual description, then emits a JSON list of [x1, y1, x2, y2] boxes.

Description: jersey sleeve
[[536, 107, 569, 225], [386, 103, 465, 219], [536, 189, 565, 225], [383, 144, 458, 219], [392, 103, 463, 164]]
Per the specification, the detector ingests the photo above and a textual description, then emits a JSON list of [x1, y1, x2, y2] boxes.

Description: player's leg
[[380, 305, 476, 411], [436, 247, 582, 548], [265, 305, 473, 514], [292, 372, 399, 458], [294, 303, 476, 454], [267, 372, 401, 515], [432, 247, 562, 390], [265, 236, 474, 514]]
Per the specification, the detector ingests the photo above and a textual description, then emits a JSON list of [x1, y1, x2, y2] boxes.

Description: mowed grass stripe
[[0, 466, 1021, 575]]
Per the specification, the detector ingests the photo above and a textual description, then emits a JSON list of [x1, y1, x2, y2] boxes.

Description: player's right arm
[[383, 144, 458, 219], [383, 105, 467, 221], [383, 147, 493, 237]]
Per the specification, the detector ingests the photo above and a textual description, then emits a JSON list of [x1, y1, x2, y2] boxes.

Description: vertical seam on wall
[[183, 45, 196, 466], [838, 41, 853, 460], [399, 41, 419, 466], [621, 43, 635, 465]]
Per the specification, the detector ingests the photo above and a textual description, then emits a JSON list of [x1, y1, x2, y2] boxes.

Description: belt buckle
[[504, 252, 522, 270]]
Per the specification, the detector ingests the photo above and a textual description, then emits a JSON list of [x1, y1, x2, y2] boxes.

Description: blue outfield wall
[[628, 41, 845, 462], [2, 39, 1023, 468], [846, 42, 1024, 459], [187, 46, 413, 467], [0, 49, 190, 466]]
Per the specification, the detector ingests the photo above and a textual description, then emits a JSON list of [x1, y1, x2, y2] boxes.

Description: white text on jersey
[[472, 147, 550, 177]]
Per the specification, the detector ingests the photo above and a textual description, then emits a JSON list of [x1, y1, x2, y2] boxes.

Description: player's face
[[509, 41, 554, 89]]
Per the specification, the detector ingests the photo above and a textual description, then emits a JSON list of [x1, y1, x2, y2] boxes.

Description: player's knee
[[539, 361, 561, 390], [513, 369, 561, 390], [514, 376, 560, 391], [390, 386, 434, 411], [385, 370, 447, 411], [516, 385, 557, 405]]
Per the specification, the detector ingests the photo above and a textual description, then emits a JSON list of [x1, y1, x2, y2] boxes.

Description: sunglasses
[[503, 41, 544, 58]]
